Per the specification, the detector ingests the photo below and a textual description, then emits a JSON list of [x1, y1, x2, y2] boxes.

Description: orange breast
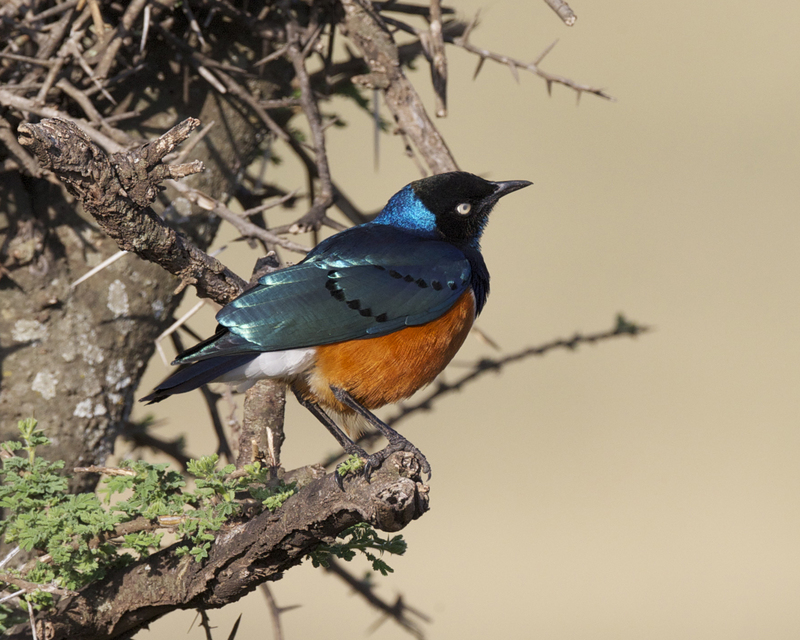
[[300, 290, 476, 415]]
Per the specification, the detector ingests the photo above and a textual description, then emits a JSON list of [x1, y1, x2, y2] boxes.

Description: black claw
[[334, 465, 347, 490]]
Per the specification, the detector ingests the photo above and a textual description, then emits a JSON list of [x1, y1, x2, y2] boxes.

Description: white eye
[[456, 202, 472, 215]]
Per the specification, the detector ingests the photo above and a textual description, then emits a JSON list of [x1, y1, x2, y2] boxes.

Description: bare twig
[[225, 614, 242, 640], [452, 32, 612, 100], [74, 465, 137, 476], [374, 2, 455, 16], [260, 584, 296, 640], [427, 0, 448, 117], [0, 89, 126, 153], [200, 384, 234, 464], [166, 180, 310, 254], [286, 21, 335, 232], [93, 0, 150, 79], [154, 299, 209, 366], [171, 119, 216, 166], [241, 190, 299, 217], [0, 590, 25, 605], [69, 250, 129, 289], [0, 547, 21, 571], [0, 574, 73, 598], [322, 316, 648, 465], [383, 15, 610, 101], [27, 598, 38, 640], [544, 0, 577, 26], [197, 609, 214, 640]]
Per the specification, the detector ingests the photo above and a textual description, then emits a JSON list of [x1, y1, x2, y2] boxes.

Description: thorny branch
[[543, 0, 577, 26], [339, 0, 459, 175], [384, 13, 612, 101], [425, 0, 448, 117], [285, 19, 336, 232]]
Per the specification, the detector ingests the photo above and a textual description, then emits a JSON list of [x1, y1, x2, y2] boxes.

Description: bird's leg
[[292, 388, 370, 486], [330, 386, 431, 479]]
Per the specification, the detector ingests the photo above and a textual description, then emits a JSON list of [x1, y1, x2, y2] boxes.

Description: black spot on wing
[[325, 272, 346, 301], [324, 264, 463, 330], [324, 269, 378, 320]]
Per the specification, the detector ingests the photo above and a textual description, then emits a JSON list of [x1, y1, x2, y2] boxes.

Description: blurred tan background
[[134, 1, 800, 638]]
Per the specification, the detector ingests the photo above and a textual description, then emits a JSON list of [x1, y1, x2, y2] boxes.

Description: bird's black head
[[373, 171, 531, 248]]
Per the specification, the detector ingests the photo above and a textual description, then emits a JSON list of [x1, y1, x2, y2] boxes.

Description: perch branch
[[6, 454, 429, 640]]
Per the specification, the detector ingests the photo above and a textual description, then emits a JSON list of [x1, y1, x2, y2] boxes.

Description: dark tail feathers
[[140, 354, 257, 404]]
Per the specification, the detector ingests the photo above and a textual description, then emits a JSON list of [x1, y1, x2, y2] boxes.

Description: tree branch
[[17, 117, 247, 304], [7, 454, 429, 640], [340, 0, 458, 175]]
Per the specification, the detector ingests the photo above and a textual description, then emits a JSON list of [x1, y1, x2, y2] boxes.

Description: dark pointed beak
[[490, 179, 533, 200]]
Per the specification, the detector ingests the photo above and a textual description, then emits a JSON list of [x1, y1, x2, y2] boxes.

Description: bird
[[141, 171, 531, 478]]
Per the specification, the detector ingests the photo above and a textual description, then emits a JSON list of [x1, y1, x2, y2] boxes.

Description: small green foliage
[[177, 456, 297, 561], [0, 420, 302, 627], [336, 454, 365, 477], [0, 603, 26, 632], [308, 523, 407, 577], [104, 460, 187, 518], [123, 531, 164, 556]]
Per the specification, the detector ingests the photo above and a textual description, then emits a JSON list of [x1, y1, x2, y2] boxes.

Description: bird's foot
[[364, 439, 431, 481]]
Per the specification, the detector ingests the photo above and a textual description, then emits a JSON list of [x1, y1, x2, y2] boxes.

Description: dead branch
[[426, 0, 448, 117], [339, 0, 458, 175], [453, 30, 612, 101], [544, 0, 577, 26], [382, 14, 610, 101], [285, 20, 336, 232], [17, 117, 247, 304], [322, 316, 648, 465]]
